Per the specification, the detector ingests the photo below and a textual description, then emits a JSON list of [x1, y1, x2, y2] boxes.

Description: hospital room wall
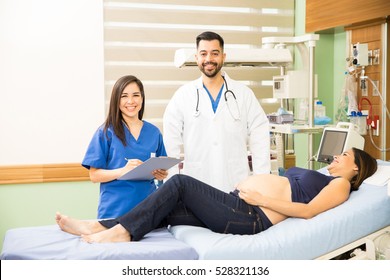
[[0, 0, 104, 251], [0, 181, 99, 245]]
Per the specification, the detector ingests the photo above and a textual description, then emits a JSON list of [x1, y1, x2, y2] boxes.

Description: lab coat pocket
[[223, 118, 244, 133]]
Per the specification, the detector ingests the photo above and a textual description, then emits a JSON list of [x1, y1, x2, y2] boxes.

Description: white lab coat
[[163, 72, 270, 192]]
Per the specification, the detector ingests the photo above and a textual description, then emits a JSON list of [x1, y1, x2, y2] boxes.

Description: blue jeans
[[100, 174, 265, 241]]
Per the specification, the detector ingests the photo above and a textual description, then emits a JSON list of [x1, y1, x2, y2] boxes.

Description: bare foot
[[55, 212, 106, 236], [82, 224, 131, 243]]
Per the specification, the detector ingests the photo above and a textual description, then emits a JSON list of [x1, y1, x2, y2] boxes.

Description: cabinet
[[306, 0, 390, 33]]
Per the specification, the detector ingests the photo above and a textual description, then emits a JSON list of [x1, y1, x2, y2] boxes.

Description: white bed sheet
[[0, 226, 198, 260]]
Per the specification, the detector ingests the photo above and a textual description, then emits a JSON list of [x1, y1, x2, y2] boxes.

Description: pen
[[125, 158, 142, 164]]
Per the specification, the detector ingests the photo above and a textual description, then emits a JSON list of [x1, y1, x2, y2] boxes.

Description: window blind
[[103, 0, 295, 131]]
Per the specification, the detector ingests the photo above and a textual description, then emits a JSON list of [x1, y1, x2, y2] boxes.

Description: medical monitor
[[316, 122, 365, 164]]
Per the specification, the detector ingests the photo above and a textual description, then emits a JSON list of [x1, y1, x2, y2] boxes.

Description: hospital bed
[[1, 161, 390, 260]]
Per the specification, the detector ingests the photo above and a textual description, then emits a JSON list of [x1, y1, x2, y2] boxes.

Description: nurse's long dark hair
[[104, 75, 145, 146], [350, 147, 377, 191]]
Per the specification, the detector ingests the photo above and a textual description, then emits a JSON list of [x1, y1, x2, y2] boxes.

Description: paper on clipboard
[[118, 157, 182, 181]]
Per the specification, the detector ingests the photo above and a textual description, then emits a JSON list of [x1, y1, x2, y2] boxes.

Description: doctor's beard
[[199, 61, 223, 78]]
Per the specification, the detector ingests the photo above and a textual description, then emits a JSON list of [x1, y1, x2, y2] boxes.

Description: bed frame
[[316, 225, 390, 260]]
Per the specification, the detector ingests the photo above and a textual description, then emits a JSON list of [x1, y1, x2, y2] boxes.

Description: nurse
[[163, 31, 271, 192], [82, 75, 168, 219]]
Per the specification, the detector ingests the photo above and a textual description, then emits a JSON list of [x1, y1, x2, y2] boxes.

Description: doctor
[[163, 31, 270, 192]]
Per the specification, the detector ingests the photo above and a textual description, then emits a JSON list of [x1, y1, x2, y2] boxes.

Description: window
[[103, 0, 295, 131]]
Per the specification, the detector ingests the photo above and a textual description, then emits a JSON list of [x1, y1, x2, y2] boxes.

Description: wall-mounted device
[[174, 48, 293, 68], [352, 43, 369, 66], [316, 122, 365, 164], [273, 70, 317, 99]]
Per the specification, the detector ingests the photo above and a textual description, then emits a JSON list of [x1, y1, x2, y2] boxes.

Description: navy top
[[284, 167, 336, 203]]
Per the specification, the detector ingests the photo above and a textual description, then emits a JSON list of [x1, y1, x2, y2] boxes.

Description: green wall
[[294, 0, 347, 168], [0, 181, 99, 252]]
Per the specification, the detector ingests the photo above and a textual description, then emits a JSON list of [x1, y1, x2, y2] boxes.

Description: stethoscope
[[194, 75, 240, 120]]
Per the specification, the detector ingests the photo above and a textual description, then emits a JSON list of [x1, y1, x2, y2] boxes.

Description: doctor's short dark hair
[[196, 31, 224, 50]]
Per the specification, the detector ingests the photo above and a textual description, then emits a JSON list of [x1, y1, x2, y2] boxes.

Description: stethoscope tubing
[[194, 76, 238, 119]]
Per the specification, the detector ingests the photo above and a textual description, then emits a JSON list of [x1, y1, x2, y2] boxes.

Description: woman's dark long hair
[[103, 75, 145, 146], [350, 147, 377, 191]]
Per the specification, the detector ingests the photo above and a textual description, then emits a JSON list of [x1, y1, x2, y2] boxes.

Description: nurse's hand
[[152, 169, 168, 181], [123, 159, 142, 173]]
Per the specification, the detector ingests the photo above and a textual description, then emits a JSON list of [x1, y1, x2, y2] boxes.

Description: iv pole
[[308, 37, 317, 169]]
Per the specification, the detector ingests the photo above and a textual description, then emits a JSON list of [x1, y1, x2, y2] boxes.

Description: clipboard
[[118, 157, 182, 181]]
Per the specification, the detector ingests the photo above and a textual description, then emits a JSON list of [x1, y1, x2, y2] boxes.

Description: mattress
[[0, 226, 198, 260], [171, 162, 390, 259]]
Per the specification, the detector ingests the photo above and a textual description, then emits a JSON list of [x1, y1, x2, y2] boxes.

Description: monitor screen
[[317, 130, 348, 163]]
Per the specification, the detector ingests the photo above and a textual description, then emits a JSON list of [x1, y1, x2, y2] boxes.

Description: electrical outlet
[[373, 49, 380, 65], [368, 50, 373, 65], [372, 80, 379, 96], [372, 115, 379, 136], [361, 79, 368, 96]]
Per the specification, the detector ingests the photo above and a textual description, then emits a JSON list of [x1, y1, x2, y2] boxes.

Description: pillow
[[363, 165, 390, 187]]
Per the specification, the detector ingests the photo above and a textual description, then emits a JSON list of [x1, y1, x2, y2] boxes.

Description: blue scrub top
[[82, 121, 167, 219]]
